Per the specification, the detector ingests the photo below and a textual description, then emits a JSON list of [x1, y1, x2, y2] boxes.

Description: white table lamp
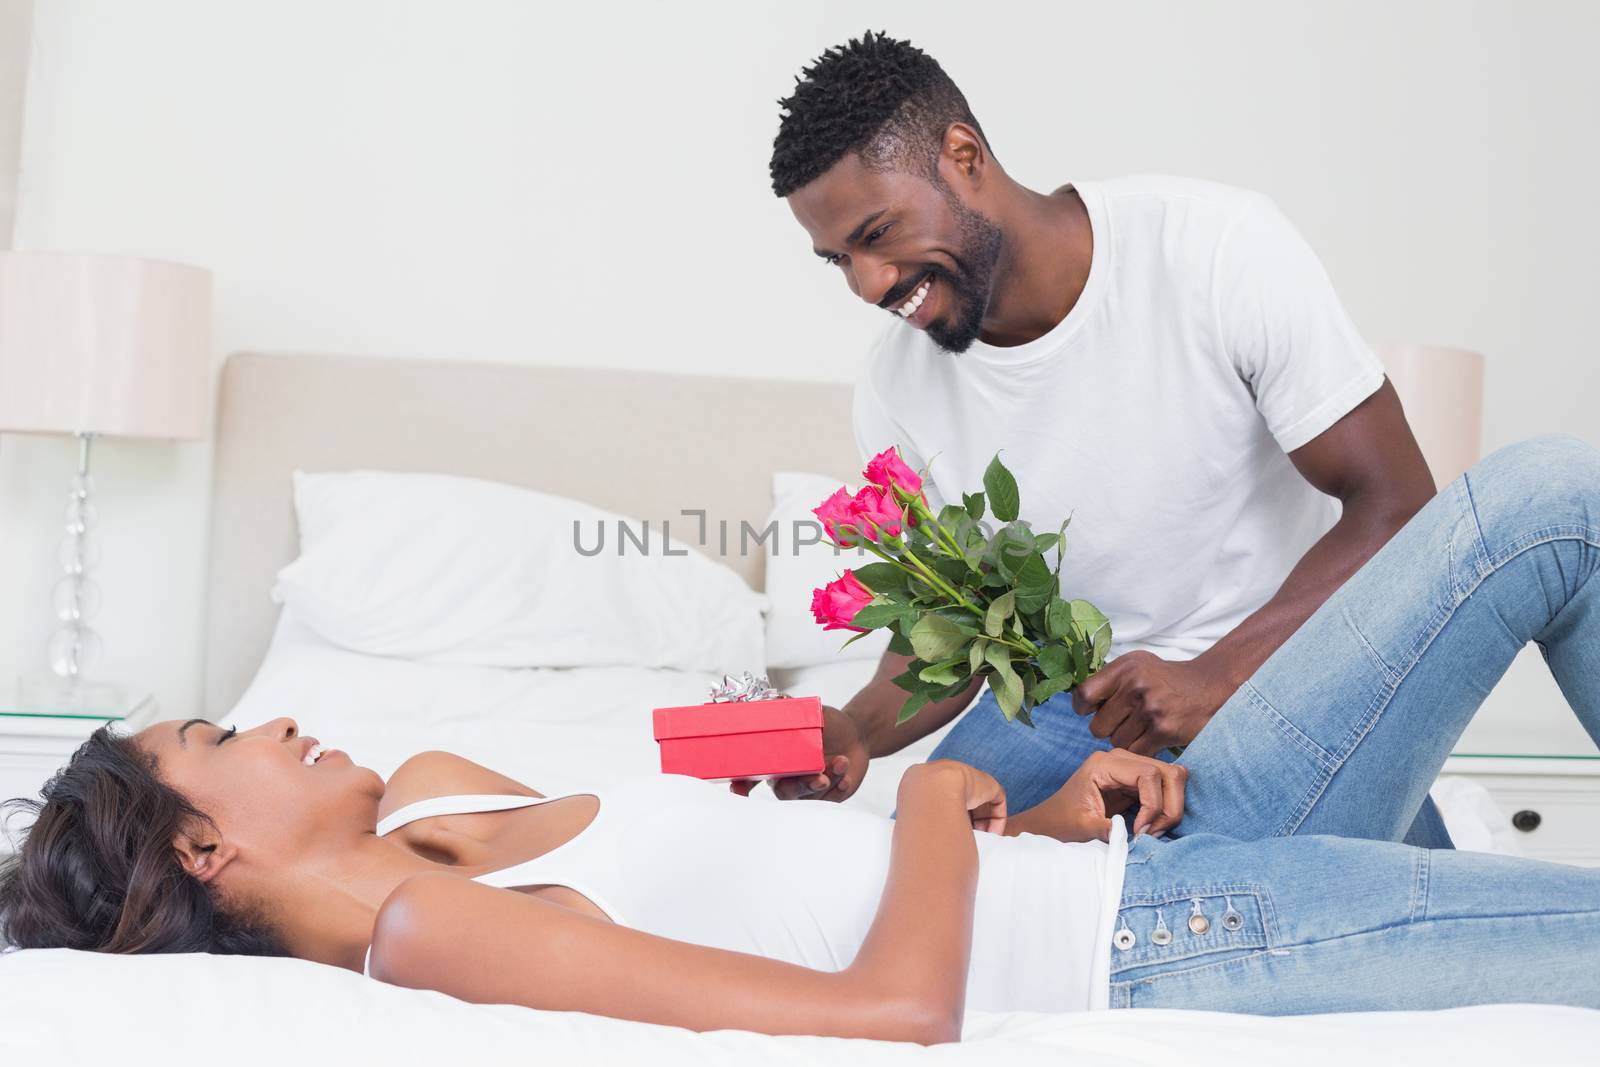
[[0, 251, 211, 710]]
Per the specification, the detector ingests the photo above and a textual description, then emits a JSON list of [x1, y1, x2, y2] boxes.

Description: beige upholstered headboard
[[202, 353, 861, 716]]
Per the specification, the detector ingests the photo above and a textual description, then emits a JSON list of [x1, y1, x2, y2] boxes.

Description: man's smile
[[886, 273, 936, 326]]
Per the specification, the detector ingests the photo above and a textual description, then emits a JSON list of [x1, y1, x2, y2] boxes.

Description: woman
[[3, 436, 1599, 1043]]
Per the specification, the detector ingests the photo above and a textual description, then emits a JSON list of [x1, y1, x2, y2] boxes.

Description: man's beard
[[923, 190, 1004, 354]]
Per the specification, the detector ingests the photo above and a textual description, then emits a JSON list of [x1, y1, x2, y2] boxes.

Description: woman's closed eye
[[216, 725, 237, 746]]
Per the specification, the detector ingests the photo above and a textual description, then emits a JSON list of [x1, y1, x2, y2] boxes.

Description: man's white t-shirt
[[854, 175, 1385, 663]]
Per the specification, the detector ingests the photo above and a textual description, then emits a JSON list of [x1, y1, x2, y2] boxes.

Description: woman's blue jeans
[[951, 435, 1600, 1010]]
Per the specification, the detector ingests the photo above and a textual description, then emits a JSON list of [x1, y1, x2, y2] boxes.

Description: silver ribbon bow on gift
[[708, 671, 782, 702]]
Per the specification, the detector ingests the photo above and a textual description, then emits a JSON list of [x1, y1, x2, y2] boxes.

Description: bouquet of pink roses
[[811, 447, 1111, 726]]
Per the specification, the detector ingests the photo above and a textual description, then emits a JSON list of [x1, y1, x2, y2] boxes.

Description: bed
[[3, 352, 1595, 1064]]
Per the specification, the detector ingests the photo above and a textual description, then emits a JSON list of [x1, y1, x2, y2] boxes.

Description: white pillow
[[762, 471, 892, 670], [273, 470, 766, 673]]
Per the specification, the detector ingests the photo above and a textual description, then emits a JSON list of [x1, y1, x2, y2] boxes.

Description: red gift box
[[652, 696, 825, 782]]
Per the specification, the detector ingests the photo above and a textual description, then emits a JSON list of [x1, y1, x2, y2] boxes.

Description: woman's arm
[[368, 761, 999, 1044]]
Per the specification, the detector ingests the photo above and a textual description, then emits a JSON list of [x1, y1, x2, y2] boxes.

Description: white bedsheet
[[2, 948, 1592, 1065]]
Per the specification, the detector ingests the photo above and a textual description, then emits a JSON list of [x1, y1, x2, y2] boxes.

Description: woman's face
[[136, 717, 386, 859]]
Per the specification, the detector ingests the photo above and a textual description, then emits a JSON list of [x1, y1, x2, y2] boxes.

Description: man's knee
[[1470, 435, 1600, 536]]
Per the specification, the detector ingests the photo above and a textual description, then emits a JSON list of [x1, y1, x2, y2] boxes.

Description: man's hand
[[1071, 651, 1235, 755], [1009, 749, 1188, 842], [729, 704, 870, 801]]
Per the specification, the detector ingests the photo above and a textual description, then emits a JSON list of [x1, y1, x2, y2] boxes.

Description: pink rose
[[849, 485, 903, 542], [863, 446, 923, 497], [811, 570, 875, 632], [812, 487, 858, 544]]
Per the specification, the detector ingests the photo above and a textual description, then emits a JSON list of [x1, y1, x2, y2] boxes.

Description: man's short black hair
[[770, 31, 988, 198]]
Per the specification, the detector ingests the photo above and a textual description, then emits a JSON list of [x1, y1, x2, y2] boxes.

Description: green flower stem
[[850, 536, 927, 584], [898, 543, 986, 618], [908, 496, 968, 560], [1006, 634, 1041, 656]]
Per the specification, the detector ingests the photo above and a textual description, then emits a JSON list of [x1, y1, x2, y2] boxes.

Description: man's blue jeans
[[929, 564, 1453, 842], [956, 436, 1600, 1009], [932, 684, 1453, 846]]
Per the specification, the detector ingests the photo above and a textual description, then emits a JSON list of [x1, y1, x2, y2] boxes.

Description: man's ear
[[938, 122, 988, 186], [172, 830, 239, 885]]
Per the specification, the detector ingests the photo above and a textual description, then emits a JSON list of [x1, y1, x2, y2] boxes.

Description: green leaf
[[837, 630, 873, 652], [937, 502, 970, 529], [929, 556, 970, 586], [1067, 638, 1086, 677], [1036, 643, 1071, 678], [990, 521, 1034, 564], [984, 591, 1015, 637], [890, 668, 922, 693], [1013, 552, 1056, 613], [853, 562, 910, 596], [895, 690, 932, 725], [1033, 532, 1060, 555], [1015, 661, 1041, 699], [1052, 514, 1073, 576], [910, 614, 968, 662], [849, 602, 909, 629], [928, 605, 981, 632], [917, 657, 966, 686], [983, 454, 1021, 523], [963, 537, 986, 572], [1045, 597, 1072, 640], [963, 491, 985, 521], [1029, 673, 1075, 705], [984, 642, 1024, 720], [991, 673, 1023, 721], [1070, 599, 1108, 632], [1091, 622, 1112, 670], [887, 628, 914, 657], [968, 636, 989, 674]]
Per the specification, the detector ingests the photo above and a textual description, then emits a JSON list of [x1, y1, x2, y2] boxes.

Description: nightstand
[[1442, 753, 1600, 866], [0, 689, 158, 855]]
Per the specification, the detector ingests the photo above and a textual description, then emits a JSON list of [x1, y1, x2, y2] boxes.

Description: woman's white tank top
[[370, 773, 1128, 1013]]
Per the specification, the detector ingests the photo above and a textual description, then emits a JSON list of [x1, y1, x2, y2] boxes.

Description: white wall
[[0, 0, 27, 242], [3, 1, 1597, 752]]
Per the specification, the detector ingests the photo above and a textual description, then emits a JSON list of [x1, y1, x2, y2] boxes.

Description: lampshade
[[1374, 343, 1485, 488], [0, 251, 211, 439]]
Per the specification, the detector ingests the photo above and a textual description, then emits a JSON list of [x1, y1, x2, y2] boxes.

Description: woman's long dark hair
[[0, 726, 287, 956]]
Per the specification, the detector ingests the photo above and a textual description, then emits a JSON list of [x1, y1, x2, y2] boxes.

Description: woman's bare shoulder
[[377, 751, 540, 823]]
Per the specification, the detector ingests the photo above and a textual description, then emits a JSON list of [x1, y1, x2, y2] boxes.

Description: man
[[757, 32, 1448, 846]]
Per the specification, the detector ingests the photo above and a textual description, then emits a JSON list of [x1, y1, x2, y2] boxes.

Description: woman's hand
[[902, 759, 1008, 835], [1009, 749, 1187, 843]]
